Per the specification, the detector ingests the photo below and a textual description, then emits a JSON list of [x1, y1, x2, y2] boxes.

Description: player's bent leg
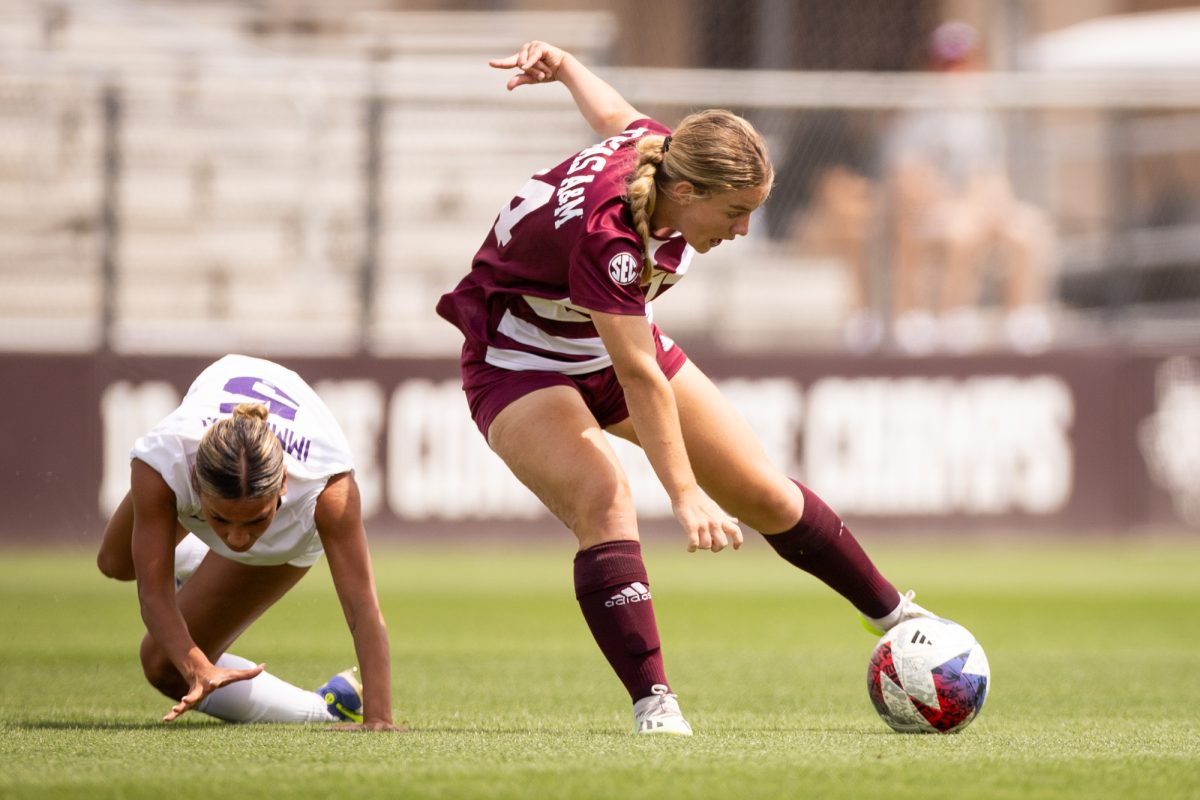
[[609, 360, 804, 534], [139, 555, 334, 723], [657, 361, 912, 625], [99, 493, 206, 584], [97, 491, 136, 581], [185, 652, 343, 724], [487, 385, 640, 548], [488, 386, 683, 729]]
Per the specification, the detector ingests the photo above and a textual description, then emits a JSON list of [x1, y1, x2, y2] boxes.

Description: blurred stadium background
[[2, 0, 1199, 543]]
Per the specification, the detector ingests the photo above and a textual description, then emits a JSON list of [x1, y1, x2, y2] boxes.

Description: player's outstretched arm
[[489, 40, 643, 139], [316, 473, 402, 732], [129, 459, 263, 722]]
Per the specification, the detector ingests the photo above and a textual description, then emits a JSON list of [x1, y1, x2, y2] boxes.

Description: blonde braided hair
[[626, 109, 773, 283]]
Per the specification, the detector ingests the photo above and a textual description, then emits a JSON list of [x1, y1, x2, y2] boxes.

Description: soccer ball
[[867, 617, 990, 734]]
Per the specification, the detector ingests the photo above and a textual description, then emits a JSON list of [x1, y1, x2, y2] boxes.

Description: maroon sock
[[573, 540, 668, 702], [762, 482, 901, 619]]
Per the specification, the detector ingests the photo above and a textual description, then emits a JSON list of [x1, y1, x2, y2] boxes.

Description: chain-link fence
[[3, 0, 1199, 356]]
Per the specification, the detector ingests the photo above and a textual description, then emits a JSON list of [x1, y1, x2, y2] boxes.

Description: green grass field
[[1, 535, 1197, 799]]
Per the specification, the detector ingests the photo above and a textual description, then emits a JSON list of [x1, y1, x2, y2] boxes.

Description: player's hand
[[489, 41, 568, 91], [163, 661, 265, 722], [672, 489, 743, 553]]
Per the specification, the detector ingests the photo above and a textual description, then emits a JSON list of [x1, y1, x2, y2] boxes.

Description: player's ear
[[667, 181, 697, 205], [278, 468, 288, 501]]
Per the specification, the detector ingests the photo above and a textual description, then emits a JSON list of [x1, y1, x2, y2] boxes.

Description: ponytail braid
[[627, 135, 670, 284]]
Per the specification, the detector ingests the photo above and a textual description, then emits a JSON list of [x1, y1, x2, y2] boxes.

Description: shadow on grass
[[8, 720, 899, 739], [6, 720, 223, 731]]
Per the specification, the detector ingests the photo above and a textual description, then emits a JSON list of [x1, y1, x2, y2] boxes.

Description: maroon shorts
[[460, 325, 689, 438]]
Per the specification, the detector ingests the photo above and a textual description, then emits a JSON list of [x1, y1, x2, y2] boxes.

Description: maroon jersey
[[436, 118, 693, 374]]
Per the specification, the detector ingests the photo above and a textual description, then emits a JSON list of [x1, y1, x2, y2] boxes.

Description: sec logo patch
[[608, 252, 641, 285]]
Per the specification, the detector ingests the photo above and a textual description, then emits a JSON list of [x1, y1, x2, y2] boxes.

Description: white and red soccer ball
[[867, 617, 990, 734]]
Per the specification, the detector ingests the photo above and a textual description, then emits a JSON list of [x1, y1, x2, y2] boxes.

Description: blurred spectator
[[767, 111, 882, 350], [880, 20, 1055, 355]]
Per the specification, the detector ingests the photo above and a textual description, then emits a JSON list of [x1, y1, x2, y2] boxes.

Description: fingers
[[487, 55, 519, 70], [162, 663, 265, 722], [728, 520, 745, 550], [163, 686, 203, 722], [686, 517, 742, 553], [517, 41, 549, 72], [239, 663, 266, 682], [491, 41, 558, 91]]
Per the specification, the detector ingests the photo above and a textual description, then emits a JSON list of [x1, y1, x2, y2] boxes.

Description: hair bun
[[231, 402, 270, 422]]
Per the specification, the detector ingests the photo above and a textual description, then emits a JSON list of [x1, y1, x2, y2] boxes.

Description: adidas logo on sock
[[605, 581, 651, 607]]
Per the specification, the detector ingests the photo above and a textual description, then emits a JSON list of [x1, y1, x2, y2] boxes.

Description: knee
[[562, 474, 637, 544], [96, 549, 135, 581], [139, 637, 186, 698], [738, 478, 805, 534]]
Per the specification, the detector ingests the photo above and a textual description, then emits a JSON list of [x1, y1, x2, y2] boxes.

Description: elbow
[[615, 363, 671, 396], [97, 549, 136, 582]]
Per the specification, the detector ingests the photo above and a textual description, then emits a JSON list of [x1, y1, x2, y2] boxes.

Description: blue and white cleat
[[862, 589, 939, 636], [632, 684, 693, 736], [317, 667, 364, 723]]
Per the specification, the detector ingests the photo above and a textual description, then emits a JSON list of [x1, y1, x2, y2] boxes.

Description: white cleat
[[862, 589, 939, 636], [632, 684, 693, 736]]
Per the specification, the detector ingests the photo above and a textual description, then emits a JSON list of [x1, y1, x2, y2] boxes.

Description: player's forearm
[[556, 53, 641, 139], [136, 586, 209, 679], [349, 612, 394, 724], [621, 372, 699, 504]]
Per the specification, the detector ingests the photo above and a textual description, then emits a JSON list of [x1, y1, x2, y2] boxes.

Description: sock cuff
[[795, 480, 842, 532], [762, 481, 842, 559], [573, 540, 648, 599]]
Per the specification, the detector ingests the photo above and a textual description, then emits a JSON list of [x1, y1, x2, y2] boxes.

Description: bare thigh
[[487, 384, 639, 549], [97, 490, 188, 581], [140, 554, 308, 697], [607, 360, 803, 533]]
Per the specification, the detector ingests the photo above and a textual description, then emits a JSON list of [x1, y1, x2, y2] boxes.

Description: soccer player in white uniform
[[97, 354, 400, 730], [437, 42, 934, 735]]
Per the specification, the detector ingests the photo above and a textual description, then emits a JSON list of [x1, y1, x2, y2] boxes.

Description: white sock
[[196, 653, 333, 723], [174, 534, 209, 589], [867, 604, 904, 632]]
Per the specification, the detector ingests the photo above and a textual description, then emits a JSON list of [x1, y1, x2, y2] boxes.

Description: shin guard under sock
[[762, 482, 901, 619], [573, 540, 669, 702]]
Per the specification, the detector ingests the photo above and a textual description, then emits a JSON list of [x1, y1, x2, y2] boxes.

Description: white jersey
[[131, 354, 355, 567]]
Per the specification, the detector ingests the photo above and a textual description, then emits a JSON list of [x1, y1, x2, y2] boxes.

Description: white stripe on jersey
[[485, 346, 613, 375], [497, 310, 609, 357], [522, 295, 593, 322]]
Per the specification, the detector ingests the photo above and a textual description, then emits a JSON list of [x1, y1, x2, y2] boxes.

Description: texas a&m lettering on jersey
[[436, 118, 695, 375]]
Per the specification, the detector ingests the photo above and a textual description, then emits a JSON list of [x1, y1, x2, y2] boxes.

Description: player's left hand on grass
[[162, 661, 265, 722]]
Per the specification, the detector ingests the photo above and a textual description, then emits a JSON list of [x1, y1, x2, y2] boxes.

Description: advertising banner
[[2, 348, 1196, 543]]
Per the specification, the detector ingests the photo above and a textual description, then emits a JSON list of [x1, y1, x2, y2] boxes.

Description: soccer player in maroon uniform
[[437, 41, 933, 735]]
